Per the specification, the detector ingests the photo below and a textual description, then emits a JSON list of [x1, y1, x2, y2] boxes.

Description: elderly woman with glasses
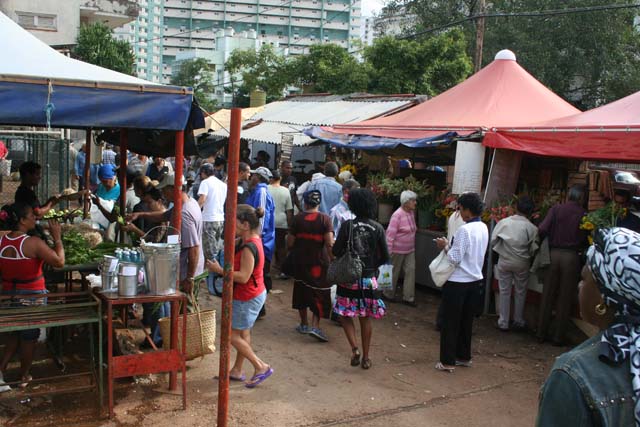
[[537, 227, 640, 426]]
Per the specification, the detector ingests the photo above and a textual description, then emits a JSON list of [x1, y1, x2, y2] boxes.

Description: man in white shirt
[[197, 163, 227, 263]]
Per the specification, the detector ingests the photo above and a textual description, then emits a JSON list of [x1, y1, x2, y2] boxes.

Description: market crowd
[[2, 144, 640, 426]]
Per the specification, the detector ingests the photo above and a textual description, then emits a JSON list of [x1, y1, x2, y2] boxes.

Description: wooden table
[[97, 291, 187, 418]]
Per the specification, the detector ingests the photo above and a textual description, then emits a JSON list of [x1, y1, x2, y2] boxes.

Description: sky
[[361, 0, 385, 17]]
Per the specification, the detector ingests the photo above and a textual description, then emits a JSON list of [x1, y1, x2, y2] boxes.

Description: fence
[[0, 132, 71, 207]]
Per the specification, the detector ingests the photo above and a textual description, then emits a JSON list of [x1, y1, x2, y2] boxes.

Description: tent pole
[[119, 130, 128, 243], [217, 108, 241, 427], [83, 129, 92, 219]]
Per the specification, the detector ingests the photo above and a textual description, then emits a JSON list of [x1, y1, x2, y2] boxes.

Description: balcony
[[80, 0, 139, 29]]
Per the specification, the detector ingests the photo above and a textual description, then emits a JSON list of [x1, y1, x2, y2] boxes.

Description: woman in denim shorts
[[0, 203, 65, 391], [207, 204, 272, 388]]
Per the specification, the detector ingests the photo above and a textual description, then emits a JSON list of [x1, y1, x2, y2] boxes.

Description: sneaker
[[309, 327, 329, 342], [0, 372, 11, 393], [295, 324, 310, 334]]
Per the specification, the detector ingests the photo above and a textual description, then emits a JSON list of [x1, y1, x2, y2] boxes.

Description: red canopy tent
[[484, 89, 640, 161], [314, 50, 580, 141]]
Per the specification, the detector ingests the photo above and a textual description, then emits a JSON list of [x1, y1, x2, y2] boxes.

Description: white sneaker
[[0, 372, 11, 393]]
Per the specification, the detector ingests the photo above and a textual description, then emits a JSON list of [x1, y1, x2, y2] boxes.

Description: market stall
[[307, 50, 581, 292], [0, 11, 199, 413]]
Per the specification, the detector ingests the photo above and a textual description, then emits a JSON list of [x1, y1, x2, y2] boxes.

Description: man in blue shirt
[[246, 166, 276, 317], [308, 162, 342, 214]]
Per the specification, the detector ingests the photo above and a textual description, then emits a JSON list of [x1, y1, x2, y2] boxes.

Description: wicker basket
[[158, 306, 216, 361]]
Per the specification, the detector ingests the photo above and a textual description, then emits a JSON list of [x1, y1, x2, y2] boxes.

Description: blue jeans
[[142, 302, 170, 345], [1, 289, 48, 341]]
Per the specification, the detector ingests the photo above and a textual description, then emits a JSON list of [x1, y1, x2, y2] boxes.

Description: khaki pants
[[495, 260, 530, 329], [384, 252, 415, 303]]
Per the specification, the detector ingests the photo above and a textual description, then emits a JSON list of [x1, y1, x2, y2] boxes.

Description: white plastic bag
[[376, 264, 393, 291]]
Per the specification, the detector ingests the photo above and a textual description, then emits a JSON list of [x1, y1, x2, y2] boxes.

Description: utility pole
[[474, 0, 486, 73]]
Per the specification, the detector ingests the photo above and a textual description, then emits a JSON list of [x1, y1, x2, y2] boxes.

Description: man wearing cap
[[197, 163, 227, 264], [95, 164, 121, 201], [128, 173, 204, 293], [246, 166, 276, 315]]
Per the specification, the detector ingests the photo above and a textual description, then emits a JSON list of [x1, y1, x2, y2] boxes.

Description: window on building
[[277, 31, 282, 36], [261, 30, 266, 35], [16, 12, 57, 30]]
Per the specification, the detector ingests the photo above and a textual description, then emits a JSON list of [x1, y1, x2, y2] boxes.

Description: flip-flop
[[245, 367, 274, 389], [214, 373, 246, 382], [434, 362, 455, 373]]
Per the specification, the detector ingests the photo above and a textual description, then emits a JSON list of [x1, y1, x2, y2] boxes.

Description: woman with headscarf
[[288, 190, 334, 342], [333, 188, 389, 370], [384, 190, 418, 306], [537, 227, 640, 426]]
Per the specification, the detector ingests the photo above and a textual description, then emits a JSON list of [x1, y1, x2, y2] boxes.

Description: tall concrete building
[[161, 0, 361, 82], [114, 0, 165, 83], [0, 0, 139, 47]]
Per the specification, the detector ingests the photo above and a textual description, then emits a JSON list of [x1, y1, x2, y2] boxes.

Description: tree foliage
[[364, 30, 472, 95], [170, 58, 217, 112], [382, 0, 640, 109], [73, 23, 135, 76], [289, 44, 369, 93], [225, 44, 291, 104]]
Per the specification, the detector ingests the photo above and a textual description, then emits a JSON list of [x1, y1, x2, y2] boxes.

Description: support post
[[172, 131, 185, 233], [217, 108, 241, 427], [119, 130, 128, 243], [83, 129, 92, 219]]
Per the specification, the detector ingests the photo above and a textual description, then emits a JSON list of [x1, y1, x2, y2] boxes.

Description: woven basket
[[158, 305, 216, 361]]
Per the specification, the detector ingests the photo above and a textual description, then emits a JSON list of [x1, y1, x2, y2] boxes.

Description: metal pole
[[217, 108, 241, 427], [172, 131, 185, 232], [83, 129, 92, 219], [119, 130, 128, 243]]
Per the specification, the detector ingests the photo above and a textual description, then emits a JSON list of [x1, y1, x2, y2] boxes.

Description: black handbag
[[327, 220, 363, 284]]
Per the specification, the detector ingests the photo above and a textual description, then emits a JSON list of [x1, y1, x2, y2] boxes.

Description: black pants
[[263, 259, 272, 292], [440, 280, 481, 365]]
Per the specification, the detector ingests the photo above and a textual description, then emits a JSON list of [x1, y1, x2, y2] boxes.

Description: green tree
[[73, 23, 135, 76], [382, 0, 640, 109], [364, 30, 472, 95], [290, 44, 369, 94], [170, 58, 217, 112], [225, 44, 291, 105]]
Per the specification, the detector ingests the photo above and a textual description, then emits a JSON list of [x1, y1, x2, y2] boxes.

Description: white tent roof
[[0, 11, 158, 86]]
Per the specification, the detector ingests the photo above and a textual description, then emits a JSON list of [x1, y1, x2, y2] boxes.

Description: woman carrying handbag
[[332, 189, 390, 370]]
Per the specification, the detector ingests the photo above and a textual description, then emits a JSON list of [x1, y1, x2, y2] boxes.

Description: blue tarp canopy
[[304, 126, 462, 150], [0, 12, 194, 131]]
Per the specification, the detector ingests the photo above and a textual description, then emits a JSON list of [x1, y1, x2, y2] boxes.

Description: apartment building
[[114, 0, 165, 83], [161, 0, 361, 82]]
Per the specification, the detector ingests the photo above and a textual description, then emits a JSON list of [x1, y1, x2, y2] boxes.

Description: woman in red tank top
[[0, 203, 65, 391], [207, 204, 272, 388]]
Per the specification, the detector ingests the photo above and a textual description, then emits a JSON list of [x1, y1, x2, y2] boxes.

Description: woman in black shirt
[[332, 188, 389, 370]]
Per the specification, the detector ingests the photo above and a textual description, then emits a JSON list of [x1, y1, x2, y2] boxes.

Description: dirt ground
[[0, 277, 567, 427]]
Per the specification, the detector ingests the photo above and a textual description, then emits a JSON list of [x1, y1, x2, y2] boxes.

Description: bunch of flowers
[[580, 203, 627, 244], [340, 164, 357, 176]]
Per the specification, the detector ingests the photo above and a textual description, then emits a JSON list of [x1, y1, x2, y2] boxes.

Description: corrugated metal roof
[[249, 100, 414, 126], [212, 95, 420, 145]]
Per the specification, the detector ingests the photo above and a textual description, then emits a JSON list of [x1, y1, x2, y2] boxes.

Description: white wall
[[0, 0, 82, 46]]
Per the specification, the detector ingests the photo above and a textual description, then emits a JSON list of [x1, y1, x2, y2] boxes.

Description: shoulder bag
[[429, 250, 455, 288], [327, 220, 363, 284]]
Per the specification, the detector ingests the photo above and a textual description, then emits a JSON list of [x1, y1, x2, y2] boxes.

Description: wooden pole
[[474, 0, 487, 73], [217, 108, 241, 427], [119, 130, 128, 243], [83, 129, 92, 219]]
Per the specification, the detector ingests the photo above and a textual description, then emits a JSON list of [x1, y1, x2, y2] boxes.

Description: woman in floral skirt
[[333, 188, 390, 369]]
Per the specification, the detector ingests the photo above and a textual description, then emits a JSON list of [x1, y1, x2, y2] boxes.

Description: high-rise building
[[161, 0, 361, 83], [114, 0, 165, 83]]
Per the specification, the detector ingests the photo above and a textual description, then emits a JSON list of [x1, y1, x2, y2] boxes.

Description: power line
[[399, 2, 640, 40]]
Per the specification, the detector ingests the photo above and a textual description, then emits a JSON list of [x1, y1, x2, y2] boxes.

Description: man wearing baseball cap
[[246, 166, 276, 317]]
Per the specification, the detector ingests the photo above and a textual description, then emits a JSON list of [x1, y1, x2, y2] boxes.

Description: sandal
[[435, 362, 455, 373], [361, 358, 372, 370], [455, 359, 473, 368], [18, 374, 32, 388], [350, 348, 361, 367]]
